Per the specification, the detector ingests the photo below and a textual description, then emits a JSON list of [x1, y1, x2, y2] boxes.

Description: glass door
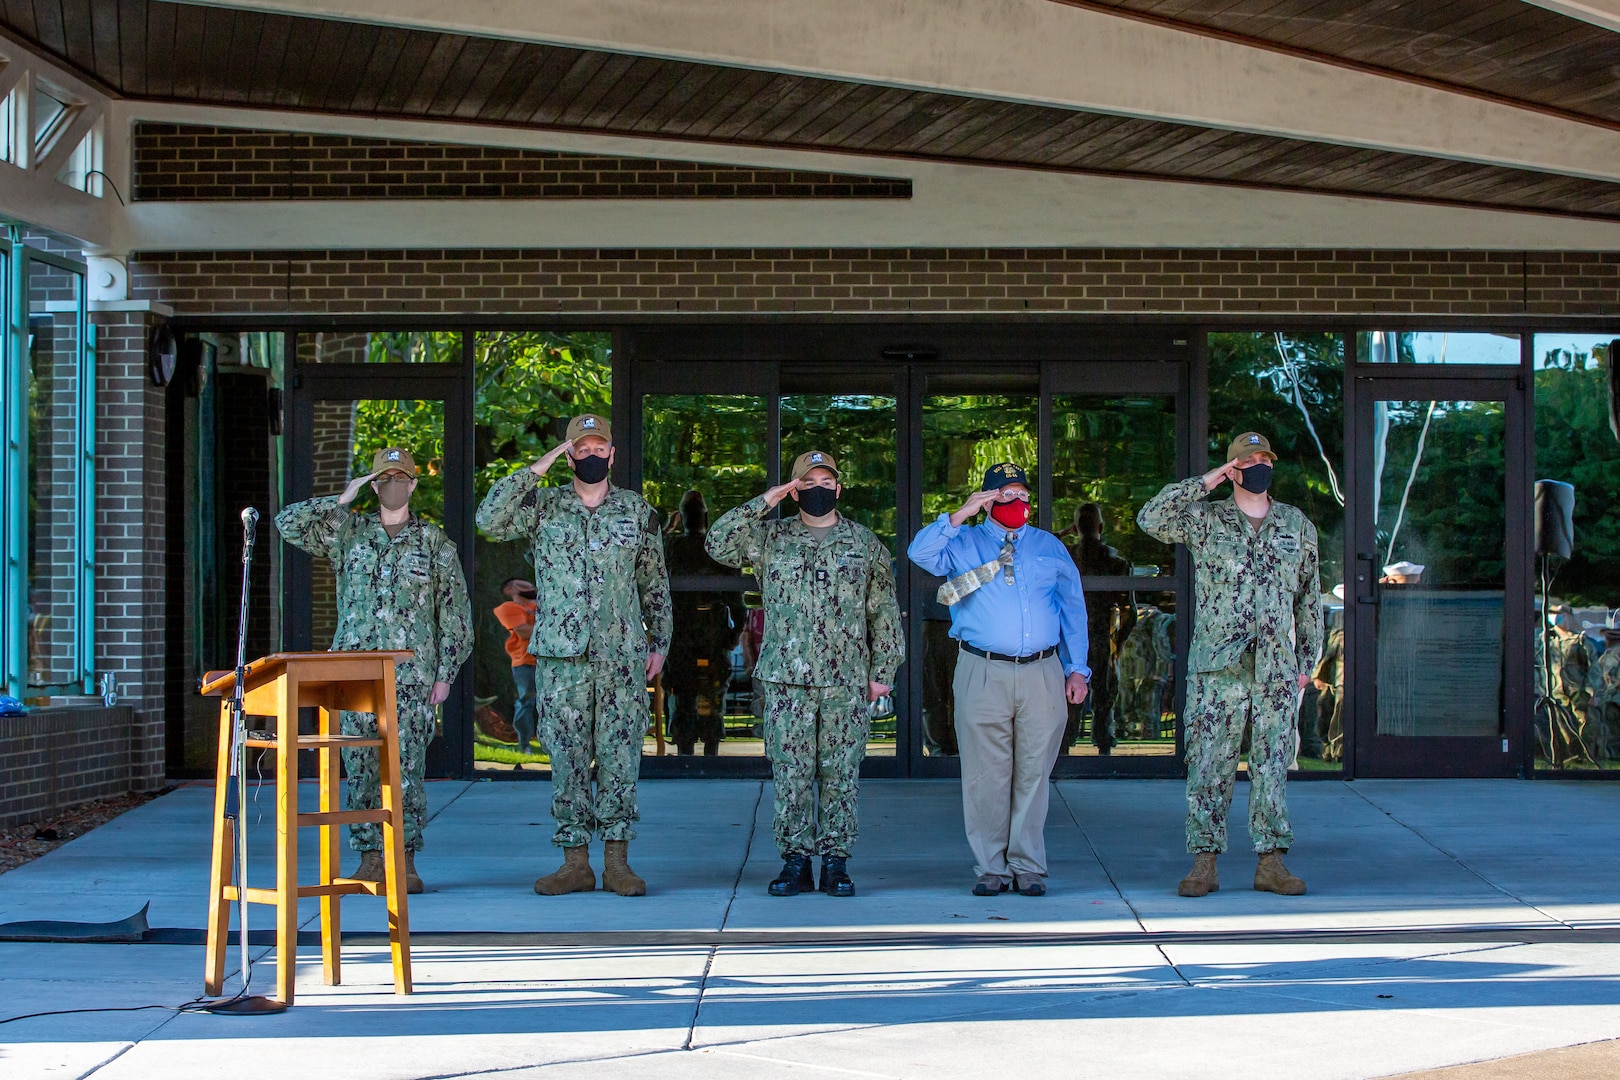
[[631, 361, 776, 775], [908, 369, 1041, 776], [283, 352, 472, 778], [1350, 377, 1529, 776], [1044, 362, 1189, 776], [779, 370, 905, 774]]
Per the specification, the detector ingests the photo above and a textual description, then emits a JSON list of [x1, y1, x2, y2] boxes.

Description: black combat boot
[[768, 854, 814, 896], [819, 855, 856, 897]]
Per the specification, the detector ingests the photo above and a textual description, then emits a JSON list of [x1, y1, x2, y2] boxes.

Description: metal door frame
[[282, 336, 476, 778], [1345, 366, 1531, 778]]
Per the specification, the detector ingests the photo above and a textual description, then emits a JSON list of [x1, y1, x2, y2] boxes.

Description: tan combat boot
[[534, 845, 596, 895], [1177, 852, 1219, 897], [602, 840, 647, 897], [349, 850, 386, 883], [404, 851, 425, 895], [1254, 850, 1307, 895]]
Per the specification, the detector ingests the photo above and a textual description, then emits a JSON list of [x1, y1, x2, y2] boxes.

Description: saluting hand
[[1201, 461, 1242, 492], [763, 479, 803, 508], [338, 471, 378, 506], [949, 489, 1001, 528], [531, 439, 574, 477]]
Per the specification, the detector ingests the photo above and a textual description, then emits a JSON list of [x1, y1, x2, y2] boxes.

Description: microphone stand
[[204, 507, 287, 1015]]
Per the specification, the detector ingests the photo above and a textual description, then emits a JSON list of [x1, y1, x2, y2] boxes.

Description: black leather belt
[[960, 643, 1058, 665]]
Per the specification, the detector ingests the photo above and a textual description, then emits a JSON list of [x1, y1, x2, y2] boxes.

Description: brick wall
[[93, 312, 169, 791], [131, 124, 912, 201], [307, 399, 358, 646], [0, 706, 134, 828], [130, 249, 1620, 316]]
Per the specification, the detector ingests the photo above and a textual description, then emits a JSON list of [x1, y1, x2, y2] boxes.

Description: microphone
[[241, 507, 259, 561]]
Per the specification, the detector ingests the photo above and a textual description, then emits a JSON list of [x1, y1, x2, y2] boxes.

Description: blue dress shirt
[[907, 514, 1091, 678]]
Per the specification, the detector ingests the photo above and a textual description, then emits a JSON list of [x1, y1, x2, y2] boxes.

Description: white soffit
[[185, 0, 1620, 184], [1522, 1, 1620, 32], [114, 103, 1620, 251]]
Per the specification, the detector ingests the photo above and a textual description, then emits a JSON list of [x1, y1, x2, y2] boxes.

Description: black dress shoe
[[768, 854, 814, 896], [819, 855, 856, 897]]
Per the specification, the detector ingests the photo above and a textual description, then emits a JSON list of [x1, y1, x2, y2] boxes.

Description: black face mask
[[797, 485, 839, 517], [516, 589, 537, 601], [1237, 462, 1274, 494], [571, 453, 610, 484]]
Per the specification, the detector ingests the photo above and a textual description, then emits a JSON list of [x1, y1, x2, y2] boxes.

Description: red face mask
[[989, 498, 1029, 530]]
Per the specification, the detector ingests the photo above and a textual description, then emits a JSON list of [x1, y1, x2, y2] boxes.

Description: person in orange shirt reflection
[[493, 578, 540, 763]]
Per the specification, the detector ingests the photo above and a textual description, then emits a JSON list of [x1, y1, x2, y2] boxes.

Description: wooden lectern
[[201, 650, 415, 1005]]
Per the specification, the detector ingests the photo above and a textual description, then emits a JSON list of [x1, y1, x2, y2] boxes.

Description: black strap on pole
[[205, 507, 286, 1015]]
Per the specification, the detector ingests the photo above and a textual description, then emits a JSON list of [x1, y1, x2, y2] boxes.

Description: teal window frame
[[1, 234, 95, 698]]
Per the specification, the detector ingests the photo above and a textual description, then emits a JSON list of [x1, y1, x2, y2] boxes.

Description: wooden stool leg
[[274, 680, 301, 1006], [319, 705, 342, 986], [205, 700, 235, 996], [377, 675, 412, 994]]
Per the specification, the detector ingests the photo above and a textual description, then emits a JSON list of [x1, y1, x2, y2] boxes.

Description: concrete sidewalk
[[2, 778, 1619, 1079]]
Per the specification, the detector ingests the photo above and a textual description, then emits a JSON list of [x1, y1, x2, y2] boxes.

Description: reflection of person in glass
[[1380, 561, 1424, 584], [1139, 431, 1321, 898], [275, 447, 474, 894], [908, 463, 1090, 898], [493, 578, 540, 764], [708, 451, 904, 898], [663, 490, 742, 756], [1063, 503, 1136, 756], [476, 414, 673, 897]]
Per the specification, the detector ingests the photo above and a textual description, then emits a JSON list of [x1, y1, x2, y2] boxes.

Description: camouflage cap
[[790, 450, 840, 481], [370, 447, 418, 476], [566, 413, 613, 444], [1226, 432, 1276, 463]]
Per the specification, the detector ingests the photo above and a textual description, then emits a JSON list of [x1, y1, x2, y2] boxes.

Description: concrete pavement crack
[[683, 778, 765, 1052], [1054, 782, 1192, 986], [1346, 784, 1575, 930]]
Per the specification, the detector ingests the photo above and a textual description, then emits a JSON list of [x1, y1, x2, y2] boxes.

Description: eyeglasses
[[374, 475, 413, 487]]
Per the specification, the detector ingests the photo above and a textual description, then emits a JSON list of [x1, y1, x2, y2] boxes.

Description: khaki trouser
[[953, 648, 1069, 881]]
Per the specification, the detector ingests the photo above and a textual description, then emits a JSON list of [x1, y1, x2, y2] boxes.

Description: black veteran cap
[[981, 462, 1029, 491]]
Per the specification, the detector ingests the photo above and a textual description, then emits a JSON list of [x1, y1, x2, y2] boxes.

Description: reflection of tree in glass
[[922, 395, 1038, 522], [1536, 343, 1620, 607], [1209, 333, 1345, 587], [643, 395, 767, 526], [366, 331, 461, 365], [781, 395, 898, 554], [473, 331, 612, 505], [1374, 399, 1505, 585], [1051, 396, 1176, 572]]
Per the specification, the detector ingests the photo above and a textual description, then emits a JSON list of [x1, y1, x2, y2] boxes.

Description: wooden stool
[[201, 650, 415, 1006]]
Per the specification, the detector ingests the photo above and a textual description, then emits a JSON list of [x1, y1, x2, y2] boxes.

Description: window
[[1, 241, 94, 699]]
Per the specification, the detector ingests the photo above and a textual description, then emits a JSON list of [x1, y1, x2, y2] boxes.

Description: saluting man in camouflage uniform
[[476, 414, 673, 897], [708, 451, 903, 897], [276, 447, 473, 894], [1139, 432, 1321, 898]]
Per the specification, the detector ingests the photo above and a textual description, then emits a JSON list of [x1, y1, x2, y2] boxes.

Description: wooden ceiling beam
[[180, 0, 1620, 182]]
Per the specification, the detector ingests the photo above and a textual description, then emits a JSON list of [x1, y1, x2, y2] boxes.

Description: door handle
[[1356, 551, 1380, 605]]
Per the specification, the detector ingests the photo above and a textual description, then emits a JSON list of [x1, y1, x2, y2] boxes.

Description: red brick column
[[92, 310, 170, 790]]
